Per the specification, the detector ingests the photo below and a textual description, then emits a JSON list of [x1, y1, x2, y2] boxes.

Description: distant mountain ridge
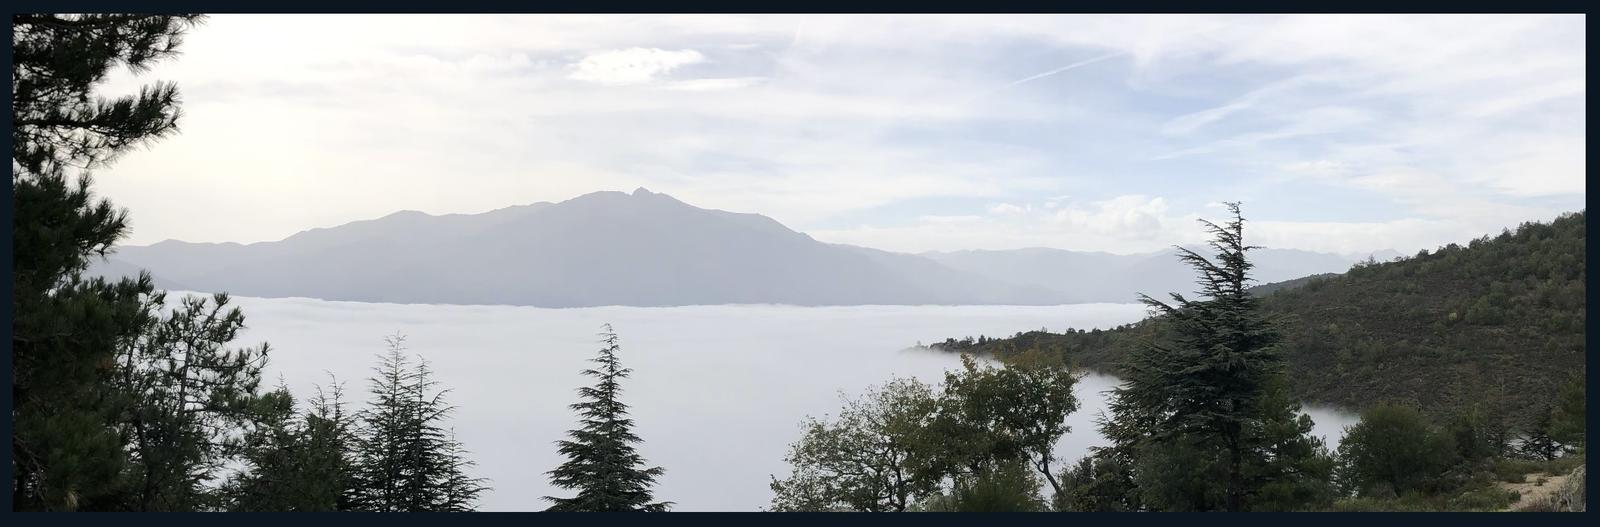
[[91, 189, 1363, 307], [921, 245, 1355, 304]]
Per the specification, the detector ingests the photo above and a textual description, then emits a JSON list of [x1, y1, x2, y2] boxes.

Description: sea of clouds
[[214, 295, 1353, 511]]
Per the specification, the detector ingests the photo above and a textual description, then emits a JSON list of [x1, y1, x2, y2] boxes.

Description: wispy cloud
[[568, 47, 706, 86], [92, 14, 1583, 256], [1002, 52, 1124, 89], [659, 77, 767, 91], [1159, 75, 1314, 136]]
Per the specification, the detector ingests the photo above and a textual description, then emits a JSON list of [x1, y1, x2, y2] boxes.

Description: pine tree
[[13, 14, 200, 174], [1102, 202, 1326, 511], [10, 14, 230, 511], [115, 293, 270, 511], [223, 377, 357, 511], [349, 336, 416, 510], [436, 429, 488, 512], [302, 378, 362, 510], [1239, 378, 1336, 511], [349, 334, 486, 512], [222, 386, 310, 511], [545, 324, 671, 512]]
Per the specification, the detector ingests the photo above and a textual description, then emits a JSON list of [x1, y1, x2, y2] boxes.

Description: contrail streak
[[1002, 51, 1124, 89]]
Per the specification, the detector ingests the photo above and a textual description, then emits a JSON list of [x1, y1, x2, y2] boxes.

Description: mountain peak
[[632, 187, 653, 196], [384, 209, 431, 219]]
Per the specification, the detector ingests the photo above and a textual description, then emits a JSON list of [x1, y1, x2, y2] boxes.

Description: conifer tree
[[1102, 203, 1328, 511], [223, 378, 356, 511], [350, 334, 487, 511], [13, 14, 200, 174], [115, 293, 270, 511], [222, 386, 312, 511], [545, 324, 670, 512], [301, 378, 361, 510], [10, 14, 273, 511]]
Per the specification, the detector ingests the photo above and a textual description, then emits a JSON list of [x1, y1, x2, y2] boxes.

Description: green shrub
[[1447, 486, 1518, 511], [1493, 458, 1542, 483], [1336, 403, 1461, 496]]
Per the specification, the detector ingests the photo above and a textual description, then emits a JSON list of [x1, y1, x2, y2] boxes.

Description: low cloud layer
[[228, 295, 1353, 511], [235, 296, 1149, 510]]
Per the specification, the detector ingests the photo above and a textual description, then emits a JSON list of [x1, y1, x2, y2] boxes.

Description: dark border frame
[[3, 6, 1593, 524]]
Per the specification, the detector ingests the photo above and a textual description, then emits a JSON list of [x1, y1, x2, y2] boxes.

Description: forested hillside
[[935, 211, 1586, 423]]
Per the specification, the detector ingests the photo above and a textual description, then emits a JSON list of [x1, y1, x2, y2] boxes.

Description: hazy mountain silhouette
[[922, 245, 1357, 304], [91, 189, 1361, 307]]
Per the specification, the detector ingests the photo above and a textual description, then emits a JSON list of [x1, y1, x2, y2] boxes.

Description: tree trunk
[[1039, 455, 1063, 499], [1226, 429, 1243, 512]]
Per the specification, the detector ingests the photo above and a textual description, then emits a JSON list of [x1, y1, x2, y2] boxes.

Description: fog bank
[[217, 295, 1353, 511]]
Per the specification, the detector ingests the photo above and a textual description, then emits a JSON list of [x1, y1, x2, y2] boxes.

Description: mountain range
[[90, 188, 1366, 307]]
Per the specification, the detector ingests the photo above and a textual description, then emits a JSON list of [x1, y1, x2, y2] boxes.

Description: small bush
[[1493, 458, 1541, 483], [1337, 403, 1460, 496], [1447, 486, 1518, 511]]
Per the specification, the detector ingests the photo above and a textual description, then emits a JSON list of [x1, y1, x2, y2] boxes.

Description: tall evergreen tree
[[1102, 202, 1328, 511], [545, 324, 670, 512], [349, 334, 487, 512], [10, 14, 270, 511]]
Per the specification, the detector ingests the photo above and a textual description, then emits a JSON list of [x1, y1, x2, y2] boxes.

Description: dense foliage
[[1335, 403, 1461, 497], [769, 351, 1078, 511], [1085, 204, 1336, 512], [11, 15, 490, 511], [116, 293, 270, 510], [220, 338, 489, 512], [222, 380, 356, 511], [768, 377, 940, 512], [10, 13, 260, 511], [922, 205, 1583, 512], [934, 210, 1586, 425]]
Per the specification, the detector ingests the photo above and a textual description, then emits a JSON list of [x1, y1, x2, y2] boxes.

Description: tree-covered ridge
[[796, 205, 1584, 512], [933, 210, 1586, 423]]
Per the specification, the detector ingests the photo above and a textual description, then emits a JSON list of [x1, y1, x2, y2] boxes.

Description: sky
[[96, 14, 1586, 256]]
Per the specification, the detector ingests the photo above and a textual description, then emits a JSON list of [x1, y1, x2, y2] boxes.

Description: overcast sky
[[97, 14, 1585, 255]]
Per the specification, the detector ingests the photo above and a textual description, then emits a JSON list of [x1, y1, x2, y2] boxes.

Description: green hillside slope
[[935, 211, 1586, 422]]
